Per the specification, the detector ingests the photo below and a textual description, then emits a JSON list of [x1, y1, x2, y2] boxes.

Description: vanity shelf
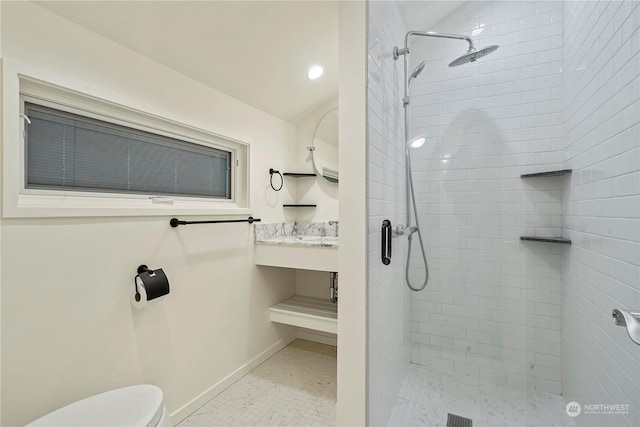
[[520, 236, 571, 244], [521, 169, 572, 178], [283, 173, 317, 178], [269, 295, 337, 334], [283, 204, 317, 208]]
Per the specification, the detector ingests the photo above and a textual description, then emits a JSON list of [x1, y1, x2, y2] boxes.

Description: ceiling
[[37, 1, 339, 123], [37, 1, 463, 124], [397, 1, 465, 33]]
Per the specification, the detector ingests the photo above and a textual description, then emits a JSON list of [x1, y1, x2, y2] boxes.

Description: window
[[25, 102, 232, 200], [1, 64, 249, 218]]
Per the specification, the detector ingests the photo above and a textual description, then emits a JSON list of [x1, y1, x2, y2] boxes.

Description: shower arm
[[395, 30, 475, 107], [394, 31, 475, 59]]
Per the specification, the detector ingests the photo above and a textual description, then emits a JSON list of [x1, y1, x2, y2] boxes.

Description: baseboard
[[297, 328, 337, 346], [169, 338, 293, 425]]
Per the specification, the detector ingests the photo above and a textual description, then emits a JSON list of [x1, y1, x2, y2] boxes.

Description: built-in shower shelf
[[521, 169, 572, 178], [520, 236, 571, 244], [283, 173, 317, 178], [269, 295, 337, 334]]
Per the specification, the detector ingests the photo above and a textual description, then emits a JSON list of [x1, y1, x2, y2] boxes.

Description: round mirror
[[310, 108, 338, 183]]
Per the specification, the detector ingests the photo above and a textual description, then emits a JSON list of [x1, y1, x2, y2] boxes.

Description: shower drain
[[446, 413, 473, 427]]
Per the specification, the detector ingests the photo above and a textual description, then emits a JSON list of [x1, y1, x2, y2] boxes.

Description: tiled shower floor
[[388, 364, 576, 427], [178, 340, 337, 427]]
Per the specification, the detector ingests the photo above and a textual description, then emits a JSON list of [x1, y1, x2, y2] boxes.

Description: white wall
[[409, 0, 566, 394], [1, 2, 299, 426], [366, 1, 411, 424], [561, 1, 640, 425], [336, 1, 367, 425], [0, 4, 3, 425], [292, 98, 339, 222]]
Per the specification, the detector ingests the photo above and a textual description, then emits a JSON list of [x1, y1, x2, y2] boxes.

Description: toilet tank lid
[[27, 384, 164, 427]]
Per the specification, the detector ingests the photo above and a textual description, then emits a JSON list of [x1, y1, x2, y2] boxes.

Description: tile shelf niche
[[521, 169, 572, 178], [520, 236, 571, 244], [520, 168, 572, 244]]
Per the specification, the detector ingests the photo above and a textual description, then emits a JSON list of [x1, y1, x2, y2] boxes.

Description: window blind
[[25, 102, 231, 199]]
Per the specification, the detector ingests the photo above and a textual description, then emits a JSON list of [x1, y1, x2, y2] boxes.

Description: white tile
[[178, 340, 336, 427], [388, 365, 575, 427]]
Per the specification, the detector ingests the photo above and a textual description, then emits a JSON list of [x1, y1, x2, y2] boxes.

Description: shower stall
[[367, 1, 640, 426]]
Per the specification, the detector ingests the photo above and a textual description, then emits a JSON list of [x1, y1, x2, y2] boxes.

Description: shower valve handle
[[393, 224, 417, 238]]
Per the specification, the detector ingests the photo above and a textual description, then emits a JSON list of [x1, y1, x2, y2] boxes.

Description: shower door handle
[[382, 220, 392, 265]]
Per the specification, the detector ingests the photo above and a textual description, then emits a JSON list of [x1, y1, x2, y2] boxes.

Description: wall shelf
[[269, 295, 337, 334], [283, 204, 317, 208], [521, 169, 572, 178], [283, 173, 317, 178], [520, 236, 571, 244]]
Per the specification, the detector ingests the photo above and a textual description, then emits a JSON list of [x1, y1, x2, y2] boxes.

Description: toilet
[[27, 384, 171, 426]]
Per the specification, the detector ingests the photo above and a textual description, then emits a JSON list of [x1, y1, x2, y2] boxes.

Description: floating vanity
[[254, 221, 338, 337], [254, 221, 338, 272]]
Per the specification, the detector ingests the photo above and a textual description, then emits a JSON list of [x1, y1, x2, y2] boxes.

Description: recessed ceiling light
[[307, 65, 324, 80]]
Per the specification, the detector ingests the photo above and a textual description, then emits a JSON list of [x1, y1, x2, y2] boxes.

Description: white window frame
[[2, 59, 250, 218]]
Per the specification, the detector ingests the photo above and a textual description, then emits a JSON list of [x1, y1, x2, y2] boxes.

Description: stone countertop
[[255, 221, 338, 248]]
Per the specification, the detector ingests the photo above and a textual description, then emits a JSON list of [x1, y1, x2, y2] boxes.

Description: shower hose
[[405, 153, 429, 292]]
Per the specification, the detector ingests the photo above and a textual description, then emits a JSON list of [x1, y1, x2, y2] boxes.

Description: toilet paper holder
[[135, 265, 170, 302]]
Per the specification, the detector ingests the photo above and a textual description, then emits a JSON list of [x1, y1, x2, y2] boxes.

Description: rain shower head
[[408, 60, 427, 85], [448, 45, 499, 67]]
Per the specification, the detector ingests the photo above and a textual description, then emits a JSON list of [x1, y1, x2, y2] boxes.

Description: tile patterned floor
[[388, 364, 576, 427], [178, 340, 337, 427], [179, 341, 574, 427]]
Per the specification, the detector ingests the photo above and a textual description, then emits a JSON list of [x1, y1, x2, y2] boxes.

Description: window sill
[[6, 193, 250, 218]]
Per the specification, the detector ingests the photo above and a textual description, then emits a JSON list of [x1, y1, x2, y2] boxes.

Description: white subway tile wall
[[368, 1, 638, 424], [561, 1, 640, 425], [408, 1, 568, 394], [367, 1, 411, 425]]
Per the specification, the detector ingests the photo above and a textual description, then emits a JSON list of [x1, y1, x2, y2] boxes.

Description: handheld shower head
[[448, 45, 499, 67], [412, 61, 426, 78], [408, 60, 427, 85]]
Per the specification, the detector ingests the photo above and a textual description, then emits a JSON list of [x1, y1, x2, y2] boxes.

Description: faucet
[[328, 220, 339, 236]]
